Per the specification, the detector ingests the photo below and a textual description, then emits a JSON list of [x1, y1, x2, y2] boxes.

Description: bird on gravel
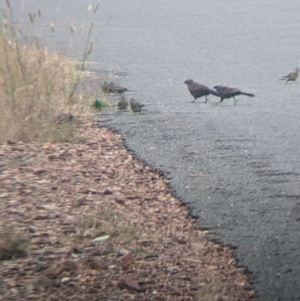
[[109, 82, 130, 94], [130, 98, 145, 114], [92, 98, 105, 111], [184, 79, 218, 103], [101, 81, 111, 94], [213, 85, 255, 105], [278, 67, 299, 83], [118, 95, 128, 111], [101, 81, 130, 94]]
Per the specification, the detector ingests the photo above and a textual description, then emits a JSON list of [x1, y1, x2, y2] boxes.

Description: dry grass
[[0, 232, 27, 260], [77, 208, 140, 243], [0, 34, 88, 144], [0, 1, 99, 144]]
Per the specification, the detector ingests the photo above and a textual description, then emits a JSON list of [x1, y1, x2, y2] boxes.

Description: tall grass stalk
[[0, 1, 98, 144]]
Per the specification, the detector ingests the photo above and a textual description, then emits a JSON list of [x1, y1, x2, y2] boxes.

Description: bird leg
[[204, 96, 208, 103], [233, 96, 237, 106]]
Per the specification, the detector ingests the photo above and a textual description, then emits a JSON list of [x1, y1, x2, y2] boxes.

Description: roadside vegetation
[[0, 0, 99, 145]]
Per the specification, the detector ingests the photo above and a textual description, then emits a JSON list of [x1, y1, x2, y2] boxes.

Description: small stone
[[120, 252, 133, 264], [63, 260, 78, 272], [34, 214, 49, 221], [59, 215, 75, 225], [126, 195, 139, 200], [7, 140, 17, 145], [73, 196, 86, 208], [144, 253, 158, 260], [0, 193, 9, 199], [108, 265, 117, 270], [36, 275, 52, 288], [11, 146, 24, 151], [174, 236, 187, 244], [43, 264, 64, 277], [137, 240, 154, 247], [89, 260, 102, 271], [115, 197, 125, 205], [42, 250, 55, 256], [61, 277, 71, 283], [9, 288, 18, 295], [28, 226, 37, 233], [31, 237, 45, 245], [33, 169, 47, 175], [103, 189, 113, 195], [43, 142, 52, 149], [73, 246, 83, 254], [117, 277, 141, 292], [117, 248, 129, 257]]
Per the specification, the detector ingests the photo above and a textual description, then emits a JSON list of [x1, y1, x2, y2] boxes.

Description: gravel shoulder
[[0, 121, 255, 300]]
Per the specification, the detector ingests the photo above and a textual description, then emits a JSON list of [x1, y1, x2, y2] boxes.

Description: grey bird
[[278, 67, 299, 83], [101, 81, 130, 94], [100, 81, 111, 94], [184, 79, 218, 103], [117, 95, 128, 111], [109, 82, 130, 94], [130, 98, 145, 114], [213, 85, 255, 105]]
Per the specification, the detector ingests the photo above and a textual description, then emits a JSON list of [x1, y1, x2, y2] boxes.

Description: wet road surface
[[13, 0, 300, 300]]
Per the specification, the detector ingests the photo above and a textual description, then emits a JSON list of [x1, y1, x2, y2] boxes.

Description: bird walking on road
[[213, 85, 255, 105], [278, 67, 299, 83], [184, 79, 217, 103], [130, 98, 145, 114], [118, 95, 128, 111]]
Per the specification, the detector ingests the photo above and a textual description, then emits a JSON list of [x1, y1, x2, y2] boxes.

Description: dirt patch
[[0, 122, 255, 300]]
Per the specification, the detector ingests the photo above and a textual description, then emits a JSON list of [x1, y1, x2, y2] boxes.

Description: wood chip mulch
[[0, 122, 256, 301]]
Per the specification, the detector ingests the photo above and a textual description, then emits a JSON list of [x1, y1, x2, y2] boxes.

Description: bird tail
[[112, 89, 137, 93], [278, 76, 288, 81], [240, 92, 255, 97], [209, 89, 218, 96]]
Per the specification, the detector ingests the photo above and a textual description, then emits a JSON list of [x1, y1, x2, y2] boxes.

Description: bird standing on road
[[184, 79, 217, 103], [130, 98, 145, 114], [118, 95, 128, 111], [278, 67, 299, 83], [213, 85, 255, 105]]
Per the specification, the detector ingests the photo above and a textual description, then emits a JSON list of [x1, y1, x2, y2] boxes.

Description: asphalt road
[[12, 0, 300, 300]]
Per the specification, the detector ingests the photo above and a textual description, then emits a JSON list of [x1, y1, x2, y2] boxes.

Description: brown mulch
[[0, 122, 255, 301]]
